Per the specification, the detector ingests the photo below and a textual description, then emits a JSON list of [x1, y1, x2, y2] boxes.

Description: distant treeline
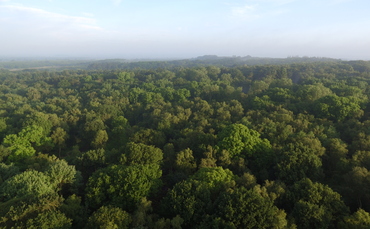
[[87, 56, 341, 70], [0, 55, 341, 71], [0, 60, 90, 70]]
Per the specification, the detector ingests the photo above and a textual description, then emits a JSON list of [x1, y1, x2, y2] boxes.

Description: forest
[[1, 59, 370, 228], [0, 55, 338, 71]]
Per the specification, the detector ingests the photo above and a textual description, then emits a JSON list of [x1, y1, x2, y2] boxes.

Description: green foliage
[[296, 83, 333, 101], [217, 123, 271, 158], [0, 145, 11, 163], [77, 148, 107, 178], [313, 95, 363, 122], [190, 167, 235, 189], [352, 151, 370, 169], [26, 210, 72, 229], [285, 178, 349, 228], [1, 61, 370, 227], [121, 142, 163, 165], [343, 166, 370, 211], [339, 208, 370, 229], [129, 128, 166, 148], [0, 170, 54, 201], [276, 143, 323, 183], [44, 158, 78, 191], [0, 162, 20, 184], [174, 148, 197, 175], [215, 187, 288, 228], [59, 195, 86, 228], [322, 138, 348, 178], [161, 167, 235, 225], [0, 193, 64, 228], [51, 127, 69, 156], [86, 205, 131, 229], [85, 164, 162, 211], [3, 125, 53, 162], [92, 129, 109, 148]]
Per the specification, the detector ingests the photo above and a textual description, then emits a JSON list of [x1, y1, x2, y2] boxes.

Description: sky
[[0, 0, 369, 60]]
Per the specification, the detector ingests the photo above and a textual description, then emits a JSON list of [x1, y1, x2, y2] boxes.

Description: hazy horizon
[[0, 55, 354, 62], [1, 0, 370, 60]]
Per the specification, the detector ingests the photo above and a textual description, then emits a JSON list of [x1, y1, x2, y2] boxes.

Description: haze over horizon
[[1, 0, 369, 60]]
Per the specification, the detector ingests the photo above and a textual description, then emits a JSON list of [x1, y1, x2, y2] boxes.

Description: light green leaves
[[217, 124, 271, 158], [0, 170, 54, 201], [3, 125, 53, 162]]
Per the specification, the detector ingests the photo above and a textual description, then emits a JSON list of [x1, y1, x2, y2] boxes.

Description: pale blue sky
[[0, 0, 369, 59]]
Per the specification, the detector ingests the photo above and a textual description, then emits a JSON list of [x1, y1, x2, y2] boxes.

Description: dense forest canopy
[[1, 60, 370, 228]]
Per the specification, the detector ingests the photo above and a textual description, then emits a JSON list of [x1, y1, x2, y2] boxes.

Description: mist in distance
[[1, 0, 369, 60]]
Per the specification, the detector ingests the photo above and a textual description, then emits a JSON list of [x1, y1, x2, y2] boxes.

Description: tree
[[82, 114, 106, 149], [343, 166, 370, 211], [206, 66, 221, 80], [131, 197, 153, 228], [352, 151, 370, 170], [86, 205, 131, 229], [91, 129, 109, 149], [339, 208, 370, 229], [22, 112, 55, 136], [121, 142, 163, 166], [215, 187, 288, 228], [296, 83, 333, 102], [129, 128, 166, 148], [77, 148, 107, 178], [43, 158, 78, 192], [174, 148, 197, 175], [26, 210, 72, 229], [107, 116, 130, 149], [322, 138, 348, 179], [313, 95, 363, 122], [249, 80, 269, 94], [285, 178, 349, 228], [3, 125, 53, 162], [51, 127, 68, 157], [0, 170, 54, 201], [59, 194, 86, 228], [161, 167, 235, 226], [276, 143, 323, 183], [0, 192, 64, 228], [85, 164, 162, 211], [217, 124, 271, 158], [0, 162, 19, 183]]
